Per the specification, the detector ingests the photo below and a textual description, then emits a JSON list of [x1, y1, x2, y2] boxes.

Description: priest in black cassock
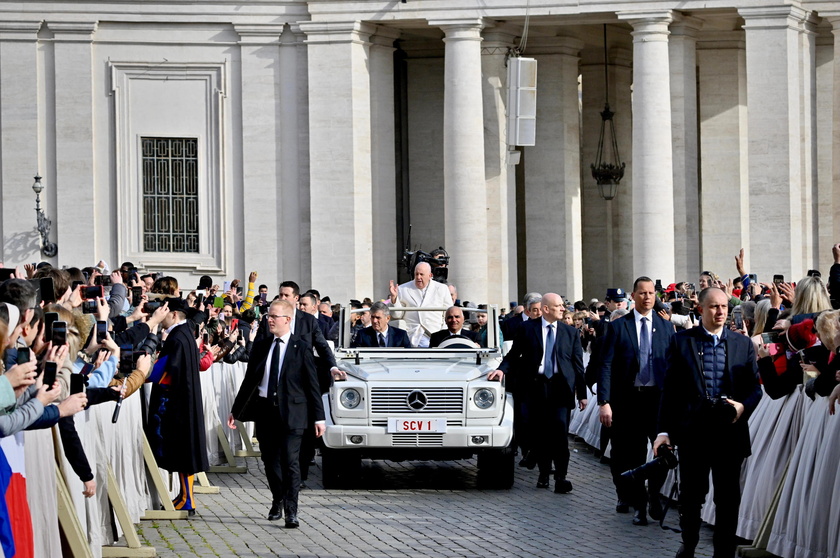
[[146, 297, 208, 515]]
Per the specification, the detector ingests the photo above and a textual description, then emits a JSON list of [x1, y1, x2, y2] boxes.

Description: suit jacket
[[659, 327, 762, 458], [230, 334, 326, 430], [429, 328, 479, 347], [390, 280, 452, 345], [597, 312, 675, 407], [351, 325, 412, 348], [499, 319, 586, 408]]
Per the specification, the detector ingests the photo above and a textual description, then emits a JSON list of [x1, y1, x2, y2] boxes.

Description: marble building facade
[[0, 0, 838, 305]]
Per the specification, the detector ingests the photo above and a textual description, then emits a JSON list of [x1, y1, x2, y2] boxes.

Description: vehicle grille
[[391, 433, 445, 447], [370, 387, 464, 414]]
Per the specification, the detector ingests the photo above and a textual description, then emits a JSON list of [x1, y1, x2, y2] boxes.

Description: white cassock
[[390, 280, 452, 347]]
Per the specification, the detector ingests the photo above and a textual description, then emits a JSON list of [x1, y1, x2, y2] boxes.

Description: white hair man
[[388, 262, 452, 347]]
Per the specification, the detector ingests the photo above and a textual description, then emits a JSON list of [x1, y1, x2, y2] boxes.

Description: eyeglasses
[[266, 314, 291, 320]]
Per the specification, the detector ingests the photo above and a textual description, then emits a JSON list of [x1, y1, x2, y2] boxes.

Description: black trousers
[[526, 379, 573, 480], [609, 388, 666, 510], [255, 398, 303, 513], [677, 442, 744, 558]]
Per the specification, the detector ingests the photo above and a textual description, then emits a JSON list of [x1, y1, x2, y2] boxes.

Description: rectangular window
[[141, 137, 199, 253]]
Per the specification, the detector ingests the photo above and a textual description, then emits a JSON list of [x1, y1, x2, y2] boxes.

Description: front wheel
[[476, 444, 515, 489]]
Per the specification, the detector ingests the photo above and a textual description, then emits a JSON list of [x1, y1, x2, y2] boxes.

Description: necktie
[[378, 333, 386, 347], [544, 324, 555, 379], [638, 317, 651, 385], [267, 338, 283, 400]]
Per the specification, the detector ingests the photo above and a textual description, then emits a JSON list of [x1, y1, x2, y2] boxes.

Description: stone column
[[697, 32, 749, 274], [0, 22, 41, 264], [740, 6, 806, 278], [522, 37, 585, 301], [669, 15, 702, 283], [618, 11, 675, 283], [236, 24, 285, 290], [50, 22, 97, 267], [580, 44, 633, 298], [819, 17, 840, 272], [299, 21, 374, 302], [481, 27, 518, 305], [429, 18, 488, 304], [799, 13, 819, 268], [369, 28, 401, 300]]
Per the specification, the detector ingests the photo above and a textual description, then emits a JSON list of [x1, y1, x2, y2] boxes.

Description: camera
[[704, 395, 737, 426], [621, 444, 678, 483], [401, 245, 450, 283]]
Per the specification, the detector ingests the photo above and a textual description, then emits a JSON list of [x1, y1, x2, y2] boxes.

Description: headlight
[[339, 388, 361, 409], [474, 388, 495, 409]]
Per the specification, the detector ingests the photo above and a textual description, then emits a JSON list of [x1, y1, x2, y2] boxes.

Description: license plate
[[387, 418, 447, 433]]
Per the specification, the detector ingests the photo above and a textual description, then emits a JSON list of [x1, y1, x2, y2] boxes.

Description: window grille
[[141, 137, 199, 253]]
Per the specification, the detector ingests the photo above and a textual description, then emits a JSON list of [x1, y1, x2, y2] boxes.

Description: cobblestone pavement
[[137, 439, 723, 558]]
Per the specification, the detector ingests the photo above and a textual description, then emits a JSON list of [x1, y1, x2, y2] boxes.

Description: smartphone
[[223, 281, 231, 293], [95, 274, 112, 286], [195, 293, 205, 307], [82, 285, 104, 300], [16, 347, 31, 365], [70, 373, 86, 395], [119, 345, 134, 376], [131, 286, 143, 304], [747, 273, 758, 284], [39, 277, 56, 303], [0, 268, 15, 281], [52, 321, 67, 346], [71, 280, 85, 291], [258, 292, 267, 305], [773, 275, 784, 284], [202, 331, 210, 345], [733, 311, 744, 330], [96, 320, 108, 343], [82, 300, 97, 314], [43, 361, 57, 390], [761, 331, 781, 344], [143, 301, 162, 314], [44, 312, 59, 342]]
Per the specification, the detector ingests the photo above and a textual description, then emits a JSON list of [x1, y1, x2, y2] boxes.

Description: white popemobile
[[321, 305, 515, 489]]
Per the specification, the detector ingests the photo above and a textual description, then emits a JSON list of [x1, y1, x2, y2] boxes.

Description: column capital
[[481, 25, 518, 52], [369, 26, 401, 49], [234, 24, 285, 45], [738, 5, 807, 30], [297, 20, 375, 45], [47, 21, 97, 42], [0, 21, 41, 41], [520, 36, 585, 57], [825, 16, 840, 31], [617, 11, 673, 40], [670, 13, 704, 37], [428, 18, 485, 40]]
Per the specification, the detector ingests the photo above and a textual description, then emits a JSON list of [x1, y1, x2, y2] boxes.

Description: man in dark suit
[[490, 293, 587, 493], [429, 306, 479, 347], [228, 299, 325, 528], [654, 287, 762, 558], [351, 301, 411, 348], [598, 276, 676, 525]]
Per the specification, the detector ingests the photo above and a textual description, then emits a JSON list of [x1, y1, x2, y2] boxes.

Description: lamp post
[[590, 24, 625, 201], [32, 175, 57, 257]]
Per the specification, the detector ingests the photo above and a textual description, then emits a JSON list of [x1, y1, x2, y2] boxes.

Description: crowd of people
[[1, 243, 839, 558]]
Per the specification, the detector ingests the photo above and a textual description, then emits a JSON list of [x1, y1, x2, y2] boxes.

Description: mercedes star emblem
[[406, 390, 427, 411]]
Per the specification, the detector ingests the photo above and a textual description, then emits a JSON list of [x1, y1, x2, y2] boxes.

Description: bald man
[[429, 307, 479, 347], [388, 262, 452, 347]]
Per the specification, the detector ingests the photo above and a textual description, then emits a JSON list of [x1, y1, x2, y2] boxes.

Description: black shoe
[[632, 509, 648, 526], [554, 480, 573, 494], [616, 500, 630, 513], [268, 503, 283, 521], [521, 451, 537, 470], [536, 473, 550, 489], [186, 509, 196, 518], [648, 495, 664, 521], [675, 544, 695, 558], [284, 514, 299, 528], [300, 482, 308, 490]]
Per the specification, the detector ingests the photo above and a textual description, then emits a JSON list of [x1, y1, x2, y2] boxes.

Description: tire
[[477, 444, 515, 489], [320, 448, 361, 489]]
